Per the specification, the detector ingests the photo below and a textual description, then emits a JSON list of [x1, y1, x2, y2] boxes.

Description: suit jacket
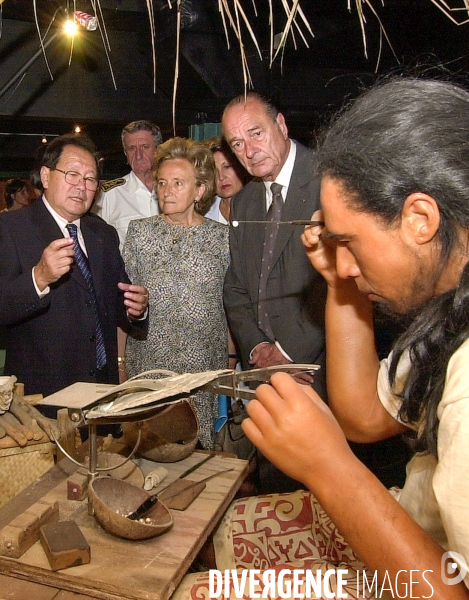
[[224, 142, 327, 391], [0, 199, 146, 397]]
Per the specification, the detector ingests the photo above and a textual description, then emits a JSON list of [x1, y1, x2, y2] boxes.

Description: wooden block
[[40, 520, 90, 571], [24, 499, 59, 522], [56, 408, 80, 463], [0, 499, 59, 558], [13, 383, 24, 397], [66, 472, 88, 501]]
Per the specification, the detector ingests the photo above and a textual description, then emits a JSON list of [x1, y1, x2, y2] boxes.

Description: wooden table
[[0, 450, 248, 600]]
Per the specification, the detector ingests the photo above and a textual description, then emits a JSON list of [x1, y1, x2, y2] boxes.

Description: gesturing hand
[[34, 238, 75, 291], [118, 283, 149, 320]]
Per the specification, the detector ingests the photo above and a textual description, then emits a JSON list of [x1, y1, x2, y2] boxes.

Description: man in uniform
[[93, 120, 162, 249]]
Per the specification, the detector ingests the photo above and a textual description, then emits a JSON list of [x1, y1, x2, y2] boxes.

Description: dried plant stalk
[[273, 0, 312, 63], [145, 0, 157, 94], [25, 0, 469, 134], [172, 0, 181, 136], [428, 0, 469, 24]]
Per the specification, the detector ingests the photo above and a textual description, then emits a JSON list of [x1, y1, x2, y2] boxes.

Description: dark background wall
[[1, 0, 469, 178]]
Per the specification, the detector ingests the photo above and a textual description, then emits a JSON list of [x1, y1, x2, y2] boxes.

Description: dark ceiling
[[1, 0, 469, 177]]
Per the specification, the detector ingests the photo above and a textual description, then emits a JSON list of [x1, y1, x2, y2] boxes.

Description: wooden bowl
[[122, 400, 199, 462], [79, 452, 144, 488], [89, 477, 173, 540]]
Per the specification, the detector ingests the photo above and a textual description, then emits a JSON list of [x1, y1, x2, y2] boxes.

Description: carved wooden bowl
[[122, 400, 199, 462], [89, 477, 173, 540]]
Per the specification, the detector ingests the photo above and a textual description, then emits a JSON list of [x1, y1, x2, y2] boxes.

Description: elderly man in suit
[[0, 134, 148, 408], [222, 92, 327, 396], [222, 93, 410, 494], [222, 93, 327, 492]]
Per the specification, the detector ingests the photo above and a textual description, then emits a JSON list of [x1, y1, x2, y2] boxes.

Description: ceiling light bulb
[[42, 136, 47, 144], [74, 126, 81, 134], [63, 20, 78, 36]]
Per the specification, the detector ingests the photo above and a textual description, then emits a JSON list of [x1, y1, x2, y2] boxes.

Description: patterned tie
[[257, 182, 284, 340], [66, 224, 107, 370]]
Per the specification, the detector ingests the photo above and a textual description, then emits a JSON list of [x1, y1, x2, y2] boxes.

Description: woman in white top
[[203, 136, 249, 224]]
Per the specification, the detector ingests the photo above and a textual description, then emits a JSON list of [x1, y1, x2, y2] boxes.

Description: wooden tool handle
[[9, 397, 44, 441], [14, 395, 57, 441], [0, 412, 29, 446]]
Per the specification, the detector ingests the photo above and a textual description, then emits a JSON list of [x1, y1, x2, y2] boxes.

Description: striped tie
[[66, 224, 107, 370], [257, 182, 284, 340]]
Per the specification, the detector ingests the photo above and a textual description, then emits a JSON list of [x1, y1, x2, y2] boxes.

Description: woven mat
[[0, 442, 55, 508]]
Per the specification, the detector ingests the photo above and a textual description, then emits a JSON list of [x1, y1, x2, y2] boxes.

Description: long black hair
[[317, 77, 469, 456], [4, 179, 27, 209]]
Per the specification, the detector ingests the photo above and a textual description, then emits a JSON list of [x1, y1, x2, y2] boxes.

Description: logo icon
[[441, 551, 467, 585]]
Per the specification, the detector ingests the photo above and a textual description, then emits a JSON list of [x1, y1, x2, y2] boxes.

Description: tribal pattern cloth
[[173, 490, 380, 599]]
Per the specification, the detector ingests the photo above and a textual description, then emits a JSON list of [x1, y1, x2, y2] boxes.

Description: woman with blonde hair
[[122, 137, 230, 449]]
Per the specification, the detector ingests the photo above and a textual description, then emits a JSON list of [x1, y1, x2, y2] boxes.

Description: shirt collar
[[42, 196, 81, 232], [129, 170, 153, 193], [263, 139, 297, 198]]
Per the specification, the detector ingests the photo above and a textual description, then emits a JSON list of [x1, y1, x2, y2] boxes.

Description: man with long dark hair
[[175, 78, 469, 599]]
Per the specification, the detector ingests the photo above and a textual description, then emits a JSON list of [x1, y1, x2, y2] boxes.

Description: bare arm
[[244, 374, 469, 600], [302, 214, 406, 442]]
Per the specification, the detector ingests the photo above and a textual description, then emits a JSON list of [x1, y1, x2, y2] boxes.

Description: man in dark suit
[[222, 93, 410, 494], [222, 93, 326, 492], [222, 92, 326, 396], [0, 134, 148, 408]]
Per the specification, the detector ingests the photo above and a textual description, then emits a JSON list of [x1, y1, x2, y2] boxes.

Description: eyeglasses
[[53, 168, 99, 192]]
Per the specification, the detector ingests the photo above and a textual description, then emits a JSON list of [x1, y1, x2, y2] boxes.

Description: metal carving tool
[[231, 219, 324, 227], [127, 468, 234, 519], [127, 494, 160, 520], [177, 453, 215, 478], [152, 452, 216, 496], [157, 468, 235, 502]]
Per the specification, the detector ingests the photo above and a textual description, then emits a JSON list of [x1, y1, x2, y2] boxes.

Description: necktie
[[257, 182, 284, 340], [66, 224, 107, 370]]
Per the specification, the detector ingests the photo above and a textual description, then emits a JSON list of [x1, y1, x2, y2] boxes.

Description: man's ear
[[401, 192, 440, 245], [276, 112, 289, 140], [40, 166, 50, 190]]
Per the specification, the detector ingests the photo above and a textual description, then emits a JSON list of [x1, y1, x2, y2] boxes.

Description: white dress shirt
[[263, 140, 297, 210], [92, 171, 160, 250], [33, 196, 86, 297]]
